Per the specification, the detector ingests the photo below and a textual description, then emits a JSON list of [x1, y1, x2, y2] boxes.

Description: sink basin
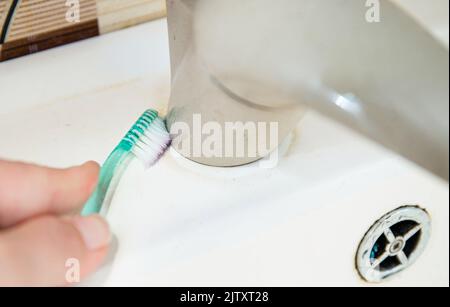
[[101, 111, 448, 287]]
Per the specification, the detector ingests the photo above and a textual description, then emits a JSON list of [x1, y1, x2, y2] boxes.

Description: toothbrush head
[[121, 110, 171, 168]]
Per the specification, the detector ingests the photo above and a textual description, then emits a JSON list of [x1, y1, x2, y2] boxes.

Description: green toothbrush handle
[[82, 143, 133, 216]]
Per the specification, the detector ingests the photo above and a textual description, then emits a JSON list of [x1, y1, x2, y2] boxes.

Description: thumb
[[0, 215, 110, 286]]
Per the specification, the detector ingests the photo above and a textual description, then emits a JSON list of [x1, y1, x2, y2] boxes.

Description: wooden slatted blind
[[0, 0, 166, 62]]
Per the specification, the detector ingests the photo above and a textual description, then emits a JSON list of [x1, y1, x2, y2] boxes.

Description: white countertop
[[0, 14, 448, 286]]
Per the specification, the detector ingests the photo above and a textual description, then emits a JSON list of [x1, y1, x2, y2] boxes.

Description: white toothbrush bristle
[[127, 111, 171, 168]]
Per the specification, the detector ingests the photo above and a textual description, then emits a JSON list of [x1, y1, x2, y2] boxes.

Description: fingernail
[[72, 215, 111, 250]]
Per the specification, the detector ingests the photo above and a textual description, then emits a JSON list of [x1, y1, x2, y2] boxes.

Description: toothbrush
[[82, 109, 171, 216]]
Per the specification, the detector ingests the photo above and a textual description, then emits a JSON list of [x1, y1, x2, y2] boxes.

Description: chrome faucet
[[166, 0, 449, 180]]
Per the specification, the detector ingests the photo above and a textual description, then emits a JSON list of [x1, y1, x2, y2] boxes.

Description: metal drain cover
[[356, 206, 431, 283]]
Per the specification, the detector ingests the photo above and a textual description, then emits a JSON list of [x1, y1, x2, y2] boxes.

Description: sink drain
[[356, 206, 431, 283]]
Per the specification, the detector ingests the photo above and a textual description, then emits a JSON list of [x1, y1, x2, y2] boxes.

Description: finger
[[0, 160, 99, 228], [0, 214, 110, 286]]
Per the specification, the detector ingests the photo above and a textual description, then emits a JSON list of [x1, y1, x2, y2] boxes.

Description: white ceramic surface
[[0, 3, 448, 286]]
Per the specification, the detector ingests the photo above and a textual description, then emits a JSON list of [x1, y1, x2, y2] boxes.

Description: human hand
[[0, 160, 110, 286]]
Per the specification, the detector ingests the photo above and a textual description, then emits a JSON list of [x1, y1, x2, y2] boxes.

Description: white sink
[[0, 3, 448, 286]]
